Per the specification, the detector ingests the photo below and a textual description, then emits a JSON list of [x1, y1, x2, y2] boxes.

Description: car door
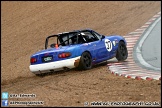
[[86, 31, 109, 63]]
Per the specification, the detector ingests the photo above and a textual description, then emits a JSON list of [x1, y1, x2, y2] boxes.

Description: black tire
[[78, 52, 92, 70], [116, 41, 128, 61]]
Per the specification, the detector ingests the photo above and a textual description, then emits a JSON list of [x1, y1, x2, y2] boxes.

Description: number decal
[[105, 39, 112, 52]]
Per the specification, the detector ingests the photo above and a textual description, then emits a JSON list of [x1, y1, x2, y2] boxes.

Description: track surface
[[140, 16, 161, 69], [1, 1, 161, 107], [108, 12, 161, 80]]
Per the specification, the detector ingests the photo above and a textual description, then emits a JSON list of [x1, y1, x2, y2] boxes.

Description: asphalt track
[[107, 11, 161, 80], [134, 16, 161, 71]]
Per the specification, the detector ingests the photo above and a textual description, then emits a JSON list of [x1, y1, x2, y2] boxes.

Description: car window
[[58, 32, 78, 46], [92, 31, 102, 40], [81, 31, 99, 42]]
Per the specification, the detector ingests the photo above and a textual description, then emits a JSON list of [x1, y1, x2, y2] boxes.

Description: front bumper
[[29, 56, 80, 74]]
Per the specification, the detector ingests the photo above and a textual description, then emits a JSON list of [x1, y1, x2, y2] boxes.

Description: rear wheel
[[116, 41, 128, 61], [78, 52, 92, 70]]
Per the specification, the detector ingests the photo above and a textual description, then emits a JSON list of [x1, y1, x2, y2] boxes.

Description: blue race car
[[29, 29, 128, 75]]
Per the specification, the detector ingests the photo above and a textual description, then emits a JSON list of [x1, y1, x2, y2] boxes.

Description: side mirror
[[101, 35, 105, 40]]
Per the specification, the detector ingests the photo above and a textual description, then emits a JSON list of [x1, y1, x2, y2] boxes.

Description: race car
[[29, 29, 128, 75]]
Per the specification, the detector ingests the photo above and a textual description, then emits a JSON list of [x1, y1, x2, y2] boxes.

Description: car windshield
[[45, 30, 101, 49], [58, 31, 101, 46], [58, 32, 88, 46]]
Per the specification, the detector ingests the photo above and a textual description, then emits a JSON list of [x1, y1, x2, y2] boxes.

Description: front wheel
[[77, 52, 92, 70], [116, 41, 128, 61]]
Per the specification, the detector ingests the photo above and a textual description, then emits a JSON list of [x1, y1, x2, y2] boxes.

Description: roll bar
[[45, 35, 58, 49]]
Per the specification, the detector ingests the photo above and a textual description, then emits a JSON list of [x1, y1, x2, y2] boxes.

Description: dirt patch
[[1, 1, 161, 107]]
